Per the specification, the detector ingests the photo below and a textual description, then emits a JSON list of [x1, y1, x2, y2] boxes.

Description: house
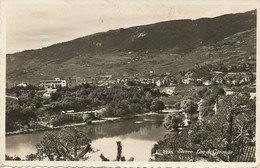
[[67, 77, 77, 88], [182, 72, 194, 84], [156, 80, 162, 87], [182, 77, 194, 84], [116, 79, 122, 83], [16, 82, 27, 87], [67, 77, 83, 88], [40, 78, 66, 89], [43, 92, 51, 98], [42, 88, 57, 98], [213, 76, 224, 84], [184, 72, 193, 78], [100, 75, 112, 80], [203, 80, 213, 86], [162, 77, 170, 86], [61, 108, 106, 118], [214, 71, 223, 74], [182, 78, 191, 84], [161, 87, 176, 95]]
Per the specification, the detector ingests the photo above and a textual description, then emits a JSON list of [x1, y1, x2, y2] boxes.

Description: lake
[[6, 114, 168, 161]]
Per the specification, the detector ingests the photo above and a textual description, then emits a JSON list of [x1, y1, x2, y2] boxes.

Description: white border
[[1, 0, 259, 167]]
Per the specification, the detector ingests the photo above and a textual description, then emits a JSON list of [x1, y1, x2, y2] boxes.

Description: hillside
[[6, 10, 256, 85]]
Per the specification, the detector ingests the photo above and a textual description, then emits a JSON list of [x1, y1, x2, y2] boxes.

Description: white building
[[156, 80, 162, 87], [40, 78, 66, 89], [161, 87, 176, 95], [16, 82, 27, 87], [203, 80, 213, 86]]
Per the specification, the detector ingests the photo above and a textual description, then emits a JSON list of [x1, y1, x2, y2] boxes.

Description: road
[[6, 95, 18, 100]]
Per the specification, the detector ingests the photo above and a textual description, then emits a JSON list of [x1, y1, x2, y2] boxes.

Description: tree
[[6, 100, 22, 132], [197, 87, 208, 99], [215, 92, 254, 161], [151, 130, 199, 161], [180, 99, 198, 116], [32, 95, 43, 108], [201, 97, 216, 106], [152, 93, 255, 162], [82, 114, 92, 124], [25, 153, 38, 161], [20, 107, 36, 126], [34, 128, 92, 161], [199, 105, 214, 117], [5, 155, 22, 161], [51, 92, 62, 101], [150, 99, 165, 112], [212, 86, 225, 96], [163, 112, 185, 131], [174, 102, 181, 110]]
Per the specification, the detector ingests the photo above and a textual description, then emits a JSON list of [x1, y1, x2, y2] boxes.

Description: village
[[6, 60, 256, 132], [13, 61, 256, 99]]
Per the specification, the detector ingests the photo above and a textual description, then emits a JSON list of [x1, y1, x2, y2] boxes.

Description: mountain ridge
[[6, 10, 256, 85]]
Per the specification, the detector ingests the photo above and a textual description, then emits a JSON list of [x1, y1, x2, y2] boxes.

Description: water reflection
[[6, 114, 167, 161], [79, 115, 164, 140]]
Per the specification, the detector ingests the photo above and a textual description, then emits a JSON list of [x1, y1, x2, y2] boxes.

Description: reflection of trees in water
[[79, 115, 164, 140], [154, 121, 162, 128]]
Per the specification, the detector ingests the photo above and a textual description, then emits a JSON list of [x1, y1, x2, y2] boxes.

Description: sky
[[4, 0, 257, 54]]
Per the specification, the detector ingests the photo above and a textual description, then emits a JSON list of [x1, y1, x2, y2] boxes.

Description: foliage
[[47, 85, 156, 117], [199, 86, 225, 117], [190, 113, 199, 121], [6, 99, 36, 132], [6, 99, 22, 132], [174, 102, 181, 110], [195, 86, 223, 100], [34, 128, 92, 161], [5, 155, 22, 161], [150, 99, 165, 112], [200, 105, 215, 117], [51, 92, 62, 101], [20, 107, 36, 125], [163, 112, 185, 131], [192, 69, 213, 81], [196, 87, 208, 99], [180, 99, 198, 116], [6, 85, 41, 97], [49, 114, 84, 127], [152, 93, 255, 162], [25, 153, 38, 161], [6, 83, 160, 131], [212, 86, 226, 96], [82, 114, 92, 124]]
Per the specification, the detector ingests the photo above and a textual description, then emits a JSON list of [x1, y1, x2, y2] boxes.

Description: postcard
[[1, 0, 259, 167]]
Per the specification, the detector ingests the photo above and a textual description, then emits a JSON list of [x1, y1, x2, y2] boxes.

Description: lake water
[[6, 114, 168, 161]]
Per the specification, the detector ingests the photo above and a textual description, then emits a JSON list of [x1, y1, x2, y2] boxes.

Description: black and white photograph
[[1, 0, 259, 167]]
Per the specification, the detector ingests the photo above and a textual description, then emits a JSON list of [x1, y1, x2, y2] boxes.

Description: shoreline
[[6, 119, 117, 136], [6, 112, 163, 136]]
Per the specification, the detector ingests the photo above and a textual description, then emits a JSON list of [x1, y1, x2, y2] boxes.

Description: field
[[159, 85, 205, 105]]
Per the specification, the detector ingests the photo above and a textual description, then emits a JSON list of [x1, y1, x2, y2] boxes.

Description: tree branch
[[59, 148, 74, 161], [77, 144, 92, 159]]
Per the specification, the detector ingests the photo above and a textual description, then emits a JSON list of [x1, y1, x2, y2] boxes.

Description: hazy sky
[[4, 0, 256, 54]]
